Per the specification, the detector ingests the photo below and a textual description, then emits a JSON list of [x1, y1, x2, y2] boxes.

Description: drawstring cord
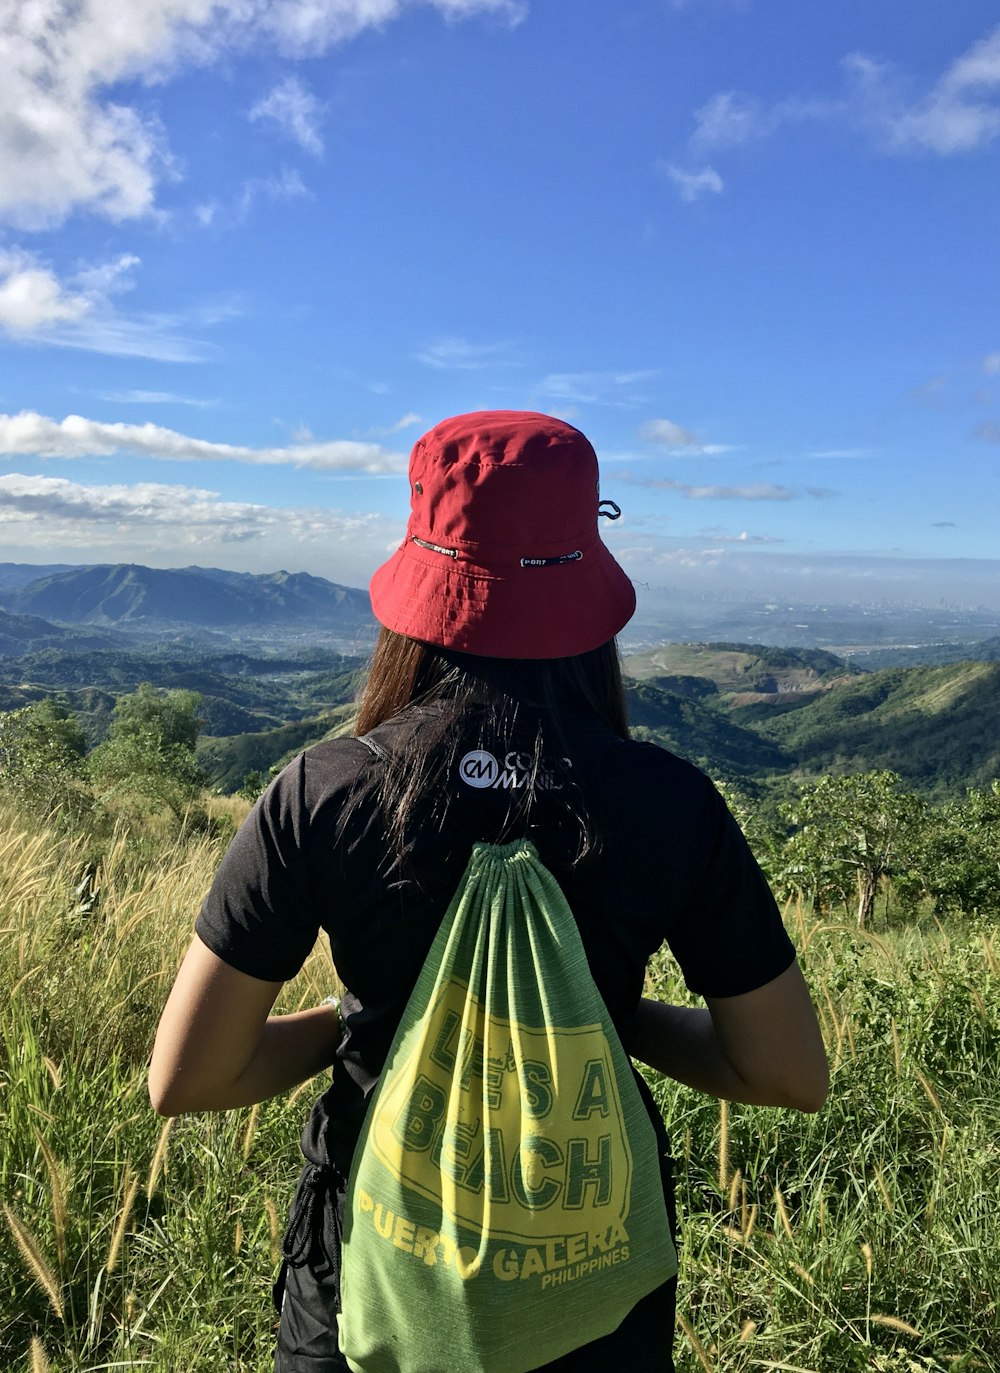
[[281, 1161, 342, 1270]]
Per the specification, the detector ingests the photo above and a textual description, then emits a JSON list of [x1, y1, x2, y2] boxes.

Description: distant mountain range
[[0, 562, 376, 643]]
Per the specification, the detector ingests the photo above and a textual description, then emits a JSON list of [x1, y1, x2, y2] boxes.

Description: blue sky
[[1, 0, 999, 610]]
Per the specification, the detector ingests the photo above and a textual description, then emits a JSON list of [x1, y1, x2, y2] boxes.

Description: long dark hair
[[351, 627, 629, 864]]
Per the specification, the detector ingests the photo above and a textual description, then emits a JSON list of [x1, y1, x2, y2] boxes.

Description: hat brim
[[370, 540, 635, 659]]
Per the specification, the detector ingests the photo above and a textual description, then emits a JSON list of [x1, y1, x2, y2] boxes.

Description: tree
[[0, 699, 87, 818], [779, 771, 926, 928], [88, 684, 205, 821], [916, 783, 1000, 919]]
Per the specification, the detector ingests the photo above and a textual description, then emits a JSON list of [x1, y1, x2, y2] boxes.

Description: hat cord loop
[[411, 535, 459, 559], [598, 500, 622, 520]]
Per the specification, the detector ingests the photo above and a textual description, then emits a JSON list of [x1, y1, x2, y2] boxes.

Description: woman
[[150, 411, 828, 1372]]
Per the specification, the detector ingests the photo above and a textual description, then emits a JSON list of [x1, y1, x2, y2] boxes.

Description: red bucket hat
[[369, 410, 635, 659]]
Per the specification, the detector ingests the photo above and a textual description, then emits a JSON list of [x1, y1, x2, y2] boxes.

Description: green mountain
[[1, 631, 997, 800], [198, 705, 359, 791], [623, 679, 788, 777], [736, 660, 1000, 795]]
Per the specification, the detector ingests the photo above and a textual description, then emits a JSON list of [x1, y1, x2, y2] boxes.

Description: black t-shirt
[[197, 703, 794, 1171]]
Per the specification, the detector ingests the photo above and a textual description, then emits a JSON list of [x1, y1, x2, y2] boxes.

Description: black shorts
[[272, 1157, 678, 1373]]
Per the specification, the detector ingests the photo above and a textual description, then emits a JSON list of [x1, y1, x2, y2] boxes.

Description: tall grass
[[646, 917, 1000, 1370], [1, 801, 997, 1371], [0, 803, 335, 1372]]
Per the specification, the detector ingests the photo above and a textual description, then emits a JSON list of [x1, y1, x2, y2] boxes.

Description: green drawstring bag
[[338, 840, 677, 1373]]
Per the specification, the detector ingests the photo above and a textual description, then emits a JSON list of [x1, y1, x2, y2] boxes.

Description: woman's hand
[[630, 960, 829, 1113], [148, 935, 341, 1116]]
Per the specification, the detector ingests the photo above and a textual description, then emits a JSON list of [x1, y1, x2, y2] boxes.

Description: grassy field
[[1, 803, 998, 1372]]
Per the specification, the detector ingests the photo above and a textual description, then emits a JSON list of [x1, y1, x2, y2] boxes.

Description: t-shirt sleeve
[[195, 753, 323, 982], [666, 779, 796, 999]]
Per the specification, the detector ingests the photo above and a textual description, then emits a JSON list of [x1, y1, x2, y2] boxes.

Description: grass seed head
[[774, 1185, 795, 1242], [30, 1336, 51, 1373], [2, 1203, 65, 1322], [870, 1313, 922, 1337], [105, 1164, 139, 1274]]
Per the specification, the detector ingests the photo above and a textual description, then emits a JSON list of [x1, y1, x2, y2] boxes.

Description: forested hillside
[[1, 637, 997, 799], [735, 660, 1000, 796]]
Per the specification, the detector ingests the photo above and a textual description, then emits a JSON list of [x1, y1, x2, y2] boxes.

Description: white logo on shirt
[[459, 750, 499, 788], [458, 749, 571, 791]]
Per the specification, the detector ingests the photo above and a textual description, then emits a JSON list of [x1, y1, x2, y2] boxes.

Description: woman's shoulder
[[572, 715, 716, 793], [278, 706, 443, 809]]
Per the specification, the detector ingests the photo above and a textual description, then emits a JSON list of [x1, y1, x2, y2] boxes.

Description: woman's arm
[[148, 934, 341, 1117], [630, 960, 829, 1113]]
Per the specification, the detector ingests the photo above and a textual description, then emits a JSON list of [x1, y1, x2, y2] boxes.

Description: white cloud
[[537, 370, 658, 405], [713, 529, 785, 544], [0, 472, 393, 551], [845, 52, 997, 155], [650, 478, 797, 501], [95, 390, 217, 407], [416, 337, 520, 370], [807, 448, 868, 459], [249, 76, 325, 154], [638, 418, 701, 449], [0, 249, 218, 361], [984, 352, 1000, 376], [0, 0, 525, 229], [847, 25, 1000, 155], [0, 410, 405, 472], [659, 162, 723, 203], [637, 418, 737, 455], [197, 166, 310, 230], [691, 92, 772, 151], [0, 248, 93, 333], [385, 411, 424, 433], [678, 24, 1000, 180]]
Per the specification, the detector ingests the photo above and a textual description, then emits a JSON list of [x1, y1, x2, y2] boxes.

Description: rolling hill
[[623, 642, 860, 703], [733, 660, 1000, 796]]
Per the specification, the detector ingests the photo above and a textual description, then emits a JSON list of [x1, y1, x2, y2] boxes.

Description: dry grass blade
[[750, 1363, 823, 1372], [34, 1129, 68, 1267], [30, 1336, 51, 1373], [870, 1314, 922, 1336], [873, 1165, 894, 1214], [980, 930, 999, 977], [106, 1164, 139, 1273], [774, 1185, 794, 1242], [913, 1066, 943, 1114], [676, 1312, 714, 1372], [146, 1116, 174, 1200], [265, 1195, 282, 1266], [743, 1203, 757, 1243], [242, 1101, 261, 1160], [727, 1166, 742, 1214], [718, 1098, 730, 1194], [2, 1203, 65, 1321]]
